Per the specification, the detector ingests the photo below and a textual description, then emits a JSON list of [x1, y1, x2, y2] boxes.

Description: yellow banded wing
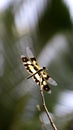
[[21, 55, 41, 86], [21, 55, 51, 93], [29, 56, 57, 86], [21, 47, 57, 93]]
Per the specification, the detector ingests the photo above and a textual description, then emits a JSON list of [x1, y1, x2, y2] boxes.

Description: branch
[[40, 87, 58, 130]]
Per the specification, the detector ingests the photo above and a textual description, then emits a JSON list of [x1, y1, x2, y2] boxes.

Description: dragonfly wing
[[26, 47, 34, 58], [41, 71, 57, 86], [26, 47, 41, 70], [21, 55, 34, 74], [40, 77, 51, 94], [21, 48, 57, 93], [48, 77, 57, 86]]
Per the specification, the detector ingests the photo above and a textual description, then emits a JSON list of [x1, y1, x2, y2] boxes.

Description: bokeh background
[[0, 0, 73, 130]]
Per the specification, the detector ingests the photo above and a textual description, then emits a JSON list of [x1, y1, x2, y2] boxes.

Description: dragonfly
[[21, 47, 57, 93]]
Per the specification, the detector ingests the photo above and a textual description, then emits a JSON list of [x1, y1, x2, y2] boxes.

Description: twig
[[40, 86, 58, 130]]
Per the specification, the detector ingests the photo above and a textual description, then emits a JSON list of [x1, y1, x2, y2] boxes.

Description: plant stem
[[40, 87, 58, 130]]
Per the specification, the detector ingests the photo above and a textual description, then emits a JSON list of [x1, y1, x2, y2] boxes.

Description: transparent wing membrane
[[26, 47, 34, 58], [48, 77, 57, 86]]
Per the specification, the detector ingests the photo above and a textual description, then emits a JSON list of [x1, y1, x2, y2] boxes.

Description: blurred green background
[[0, 0, 73, 130]]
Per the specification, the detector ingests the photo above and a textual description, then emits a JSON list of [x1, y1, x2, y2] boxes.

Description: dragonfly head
[[43, 66, 46, 70]]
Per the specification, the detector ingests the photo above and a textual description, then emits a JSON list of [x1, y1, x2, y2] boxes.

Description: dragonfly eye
[[43, 67, 46, 70]]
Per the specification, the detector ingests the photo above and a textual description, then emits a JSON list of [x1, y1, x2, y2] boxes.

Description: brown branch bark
[[40, 87, 58, 130]]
